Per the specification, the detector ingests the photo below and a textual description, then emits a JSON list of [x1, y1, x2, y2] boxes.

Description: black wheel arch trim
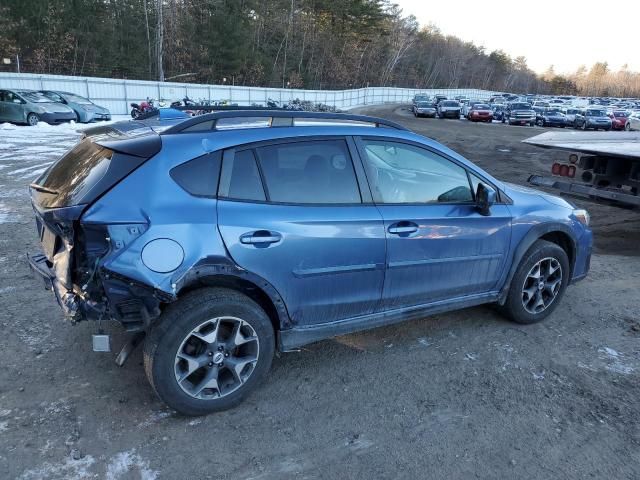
[[173, 256, 292, 331], [498, 222, 577, 304]]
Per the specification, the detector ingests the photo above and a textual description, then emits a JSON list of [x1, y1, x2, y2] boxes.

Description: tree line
[[1, 0, 639, 97]]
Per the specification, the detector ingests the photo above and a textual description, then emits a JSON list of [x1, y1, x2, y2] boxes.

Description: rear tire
[[27, 113, 39, 126], [499, 240, 570, 325], [143, 287, 275, 415]]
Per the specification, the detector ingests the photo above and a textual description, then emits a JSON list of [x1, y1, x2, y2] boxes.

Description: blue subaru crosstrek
[[28, 110, 592, 415]]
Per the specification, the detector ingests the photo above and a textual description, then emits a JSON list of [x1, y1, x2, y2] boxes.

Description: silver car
[[625, 111, 640, 131], [0, 89, 76, 125], [39, 90, 111, 123]]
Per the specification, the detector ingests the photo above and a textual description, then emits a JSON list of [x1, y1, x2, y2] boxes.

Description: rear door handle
[[240, 231, 282, 245], [388, 222, 419, 235]]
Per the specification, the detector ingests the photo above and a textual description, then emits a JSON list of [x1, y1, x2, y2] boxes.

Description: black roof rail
[[160, 109, 409, 134]]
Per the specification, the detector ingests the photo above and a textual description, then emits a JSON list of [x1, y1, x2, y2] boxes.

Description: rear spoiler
[[82, 123, 162, 158]]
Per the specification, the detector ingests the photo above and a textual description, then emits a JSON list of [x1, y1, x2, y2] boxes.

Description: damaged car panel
[[28, 110, 592, 415]]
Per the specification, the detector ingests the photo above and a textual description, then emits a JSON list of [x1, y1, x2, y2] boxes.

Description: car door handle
[[240, 231, 282, 245], [388, 222, 419, 235]]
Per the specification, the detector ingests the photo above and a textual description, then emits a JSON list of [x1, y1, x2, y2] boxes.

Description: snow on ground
[[0, 116, 129, 186]]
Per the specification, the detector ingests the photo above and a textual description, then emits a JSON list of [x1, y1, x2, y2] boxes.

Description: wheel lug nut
[[208, 352, 213, 356], [224, 353, 229, 357], [208, 362, 213, 367], [218, 346, 224, 351]]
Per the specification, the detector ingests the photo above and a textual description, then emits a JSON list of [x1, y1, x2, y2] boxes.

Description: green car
[[39, 90, 111, 123], [0, 89, 76, 125]]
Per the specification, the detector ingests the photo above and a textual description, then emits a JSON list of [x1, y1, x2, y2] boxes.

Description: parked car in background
[[468, 104, 493, 122], [574, 108, 612, 130], [492, 104, 505, 122], [563, 107, 580, 126], [0, 89, 76, 125], [413, 101, 437, 118], [437, 100, 462, 119], [609, 110, 628, 130], [625, 111, 640, 131], [412, 94, 430, 107], [503, 102, 536, 126], [536, 108, 566, 128], [39, 90, 111, 123], [462, 101, 483, 118], [27, 110, 592, 415], [435, 94, 448, 104]]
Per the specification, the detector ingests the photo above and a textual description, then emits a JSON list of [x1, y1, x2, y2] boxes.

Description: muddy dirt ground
[[1, 106, 639, 479]]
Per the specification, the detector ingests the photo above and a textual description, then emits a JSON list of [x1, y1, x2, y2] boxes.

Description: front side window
[[254, 139, 361, 204], [360, 139, 474, 204]]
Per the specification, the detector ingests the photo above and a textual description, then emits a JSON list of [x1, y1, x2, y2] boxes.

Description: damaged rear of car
[[29, 123, 165, 329]]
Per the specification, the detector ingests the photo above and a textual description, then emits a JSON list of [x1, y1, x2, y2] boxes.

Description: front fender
[[498, 222, 577, 304]]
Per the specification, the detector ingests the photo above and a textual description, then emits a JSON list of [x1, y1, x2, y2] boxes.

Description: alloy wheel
[[521, 257, 563, 314], [174, 316, 259, 400]]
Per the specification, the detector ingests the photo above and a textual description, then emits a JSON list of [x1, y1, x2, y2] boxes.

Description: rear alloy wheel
[[500, 240, 569, 324], [625, 122, 631, 131], [27, 113, 39, 126], [582, 121, 588, 131], [144, 288, 275, 415]]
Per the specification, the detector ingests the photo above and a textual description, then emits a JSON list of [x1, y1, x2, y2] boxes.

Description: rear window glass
[[34, 139, 113, 208], [255, 140, 361, 204]]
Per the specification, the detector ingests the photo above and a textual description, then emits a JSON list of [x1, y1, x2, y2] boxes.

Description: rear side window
[[170, 151, 221, 197], [34, 138, 114, 208], [254, 140, 361, 204], [219, 149, 266, 201]]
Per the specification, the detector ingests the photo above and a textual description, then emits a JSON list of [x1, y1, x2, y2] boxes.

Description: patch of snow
[[498, 148, 511, 152], [0, 420, 8, 432], [0, 286, 17, 294], [417, 337, 430, 347], [188, 418, 203, 426], [532, 371, 545, 380], [105, 450, 158, 480], [18, 455, 96, 480], [465, 353, 477, 361], [598, 347, 634, 375], [137, 409, 173, 428]]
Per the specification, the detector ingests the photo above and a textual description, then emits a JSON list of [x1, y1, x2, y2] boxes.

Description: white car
[[625, 111, 640, 131]]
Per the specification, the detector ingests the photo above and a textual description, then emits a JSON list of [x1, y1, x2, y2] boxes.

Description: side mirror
[[476, 183, 496, 216]]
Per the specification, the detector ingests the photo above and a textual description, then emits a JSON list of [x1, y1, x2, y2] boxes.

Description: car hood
[[39, 102, 74, 113], [502, 181, 574, 209]]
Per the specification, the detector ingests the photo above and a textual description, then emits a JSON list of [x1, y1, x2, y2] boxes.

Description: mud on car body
[[29, 111, 593, 415]]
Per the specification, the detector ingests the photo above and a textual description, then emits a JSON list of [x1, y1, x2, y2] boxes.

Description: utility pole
[[16, 54, 20, 73], [157, 0, 164, 82]]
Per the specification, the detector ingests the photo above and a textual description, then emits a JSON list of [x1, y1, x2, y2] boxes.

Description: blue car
[[28, 111, 592, 415]]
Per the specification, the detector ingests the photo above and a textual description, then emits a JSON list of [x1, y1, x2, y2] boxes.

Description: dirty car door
[[217, 138, 386, 327], [358, 138, 511, 310]]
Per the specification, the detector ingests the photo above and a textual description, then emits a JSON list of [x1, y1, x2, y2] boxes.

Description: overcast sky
[[395, 0, 640, 74]]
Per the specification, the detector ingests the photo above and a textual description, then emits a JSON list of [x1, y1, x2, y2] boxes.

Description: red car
[[610, 110, 628, 130], [468, 103, 494, 122]]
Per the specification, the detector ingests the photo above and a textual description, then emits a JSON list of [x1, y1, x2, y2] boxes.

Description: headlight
[[573, 209, 590, 226]]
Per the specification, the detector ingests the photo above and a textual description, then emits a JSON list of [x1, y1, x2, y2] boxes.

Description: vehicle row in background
[[0, 88, 110, 125]]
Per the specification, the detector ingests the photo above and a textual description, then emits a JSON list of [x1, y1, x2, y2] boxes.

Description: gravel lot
[[1, 106, 639, 479]]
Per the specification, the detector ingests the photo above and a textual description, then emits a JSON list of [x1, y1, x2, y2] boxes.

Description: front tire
[[143, 288, 275, 415], [500, 240, 570, 325], [27, 113, 39, 126]]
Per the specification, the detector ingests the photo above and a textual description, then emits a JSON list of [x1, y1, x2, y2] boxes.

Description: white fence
[[0, 72, 500, 115]]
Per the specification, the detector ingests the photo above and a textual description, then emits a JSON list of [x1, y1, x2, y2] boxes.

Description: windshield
[[613, 111, 627, 117], [417, 102, 434, 107], [17, 91, 51, 103], [62, 93, 93, 105], [441, 101, 459, 107], [566, 109, 578, 114], [511, 103, 531, 110], [473, 104, 490, 110], [547, 110, 562, 115], [586, 110, 606, 117]]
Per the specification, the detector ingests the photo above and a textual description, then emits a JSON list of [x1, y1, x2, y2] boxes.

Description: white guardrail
[[0, 72, 500, 115]]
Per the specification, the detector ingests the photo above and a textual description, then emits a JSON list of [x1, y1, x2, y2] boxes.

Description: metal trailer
[[526, 131, 640, 208]]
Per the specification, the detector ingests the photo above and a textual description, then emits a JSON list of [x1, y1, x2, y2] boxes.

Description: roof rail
[[160, 109, 409, 134]]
